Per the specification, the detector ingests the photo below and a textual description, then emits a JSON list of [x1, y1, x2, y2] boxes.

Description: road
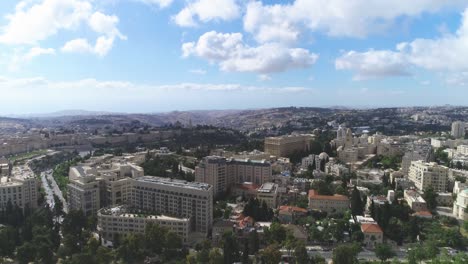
[[40, 171, 55, 209], [307, 248, 407, 262], [41, 169, 68, 214]]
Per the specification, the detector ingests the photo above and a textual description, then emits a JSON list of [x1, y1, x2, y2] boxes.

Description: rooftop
[[308, 190, 349, 201], [361, 223, 383, 233], [98, 206, 190, 221], [135, 175, 212, 191]]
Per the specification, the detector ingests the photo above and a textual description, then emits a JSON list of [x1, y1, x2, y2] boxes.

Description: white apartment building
[[453, 190, 468, 220], [130, 176, 213, 234], [451, 121, 466, 139], [256, 182, 278, 208], [457, 145, 468, 155], [97, 205, 191, 243], [0, 165, 38, 211], [408, 161, 448, 192], [301, 154, 315, 169], [68, 166, 101, 216], [195, 156, 272, 196], [67, 162, 145, 215]]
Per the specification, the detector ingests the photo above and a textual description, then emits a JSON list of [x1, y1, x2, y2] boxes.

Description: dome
[[318, 152, 329, 160]]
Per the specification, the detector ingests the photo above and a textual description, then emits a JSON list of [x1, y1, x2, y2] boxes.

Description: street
[[40, 169, 68, 214]]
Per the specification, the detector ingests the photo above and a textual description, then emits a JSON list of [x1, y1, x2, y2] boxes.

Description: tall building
[[264, 134, 314, 157], [195, 156, 272, 196], [451, 121, 466, 139], [68, 166, 101, 216], [130, 176, 213, 234], [67, 162, 144, 216], [0, 165, 38, 211], [408, 161, 448, 192]]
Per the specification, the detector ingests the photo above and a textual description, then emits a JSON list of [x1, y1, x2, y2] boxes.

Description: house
[[278, 205, 308, 224], [361, 223, 384, 248], [308, 190, 349, 214]]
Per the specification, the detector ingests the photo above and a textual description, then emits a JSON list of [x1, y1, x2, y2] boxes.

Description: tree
[[0, 226, 17, 257], [351, 186, 364, 216], [375, 243, 396, 263], [261, 243, 282, 264], [16, 242, 36, 264], [209, 248, 224, 264], [294, 241, 309, 264], [265, 222, 287, 244], [422, 187, 438, 210], [223, 232, 240, 264], [248, 230, 259, 255], [332, 243, 361, 264]]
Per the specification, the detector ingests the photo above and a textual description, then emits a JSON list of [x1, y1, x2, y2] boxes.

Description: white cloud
[[173, 0, 240, 27], [62, 38, 93, 54], [335, 50, 410, 80], [182, 31, 318, 74], [137, 0, 174, 8], [259, 74, 271, 81], [335, 8, 468, 82], [61, 36, 117, 57], [88, 12, 126, 40], [0, 0, 125, 57], [189, 69, 207, 75], [0, 0, 92, 45], [243, 0, 465, 43], [8, 47, 55, 71], [23, 47, 55, 61]]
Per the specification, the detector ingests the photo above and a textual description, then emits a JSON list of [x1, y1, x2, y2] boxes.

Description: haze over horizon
[[1, 0, 468, 115]]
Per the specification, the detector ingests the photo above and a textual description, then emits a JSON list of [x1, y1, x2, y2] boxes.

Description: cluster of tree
[[370, 201, 416, 245], [142, 155, 194, 181], [243, 198, 274, 221], [0, 204, 60, 264], [422, 187, 438, 210], [52, 154, 86, 194], [369, 155, 402, 170], [434, 147, 450, 166]]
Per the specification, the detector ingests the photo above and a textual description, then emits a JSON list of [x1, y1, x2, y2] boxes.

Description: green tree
[[375, 243, 396, 263], [332, 243, 361, 264], [294, 241, 309, 264], [261, 243, 282, 264], [351, 186, 364, 216], [223, 232, 240, 264], [422, 187, 438, 210], [209, 248, 224, 264]]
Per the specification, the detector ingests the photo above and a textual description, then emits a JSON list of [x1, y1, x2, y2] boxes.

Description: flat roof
[[134, 176, 212, 191]]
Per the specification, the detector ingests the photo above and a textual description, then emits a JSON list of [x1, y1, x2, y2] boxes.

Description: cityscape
[[2, 1, 468, 264]]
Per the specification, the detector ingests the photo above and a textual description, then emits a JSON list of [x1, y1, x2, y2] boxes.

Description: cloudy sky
[[0, 0, 468, 115]]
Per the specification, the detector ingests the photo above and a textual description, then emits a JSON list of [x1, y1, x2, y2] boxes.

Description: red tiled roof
[[235, 183, 260, 191], [361, 223, 383, 234], [278, 205, 308, 213], [308, 190, 349, 201]]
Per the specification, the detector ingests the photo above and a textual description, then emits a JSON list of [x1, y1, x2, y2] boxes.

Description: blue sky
[[0, 0, 468, 115]]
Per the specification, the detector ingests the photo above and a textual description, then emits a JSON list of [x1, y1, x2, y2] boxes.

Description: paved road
[[307, 248, 407, 262], [40, 171, 55, 209], [43, 169, 68, 214]]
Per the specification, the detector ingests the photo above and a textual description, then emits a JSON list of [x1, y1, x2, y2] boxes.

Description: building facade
[[308, 190, 349, 214], [408, 161, 448, 192], [195, 156, 272, 196], [264, 134, 314, 157]]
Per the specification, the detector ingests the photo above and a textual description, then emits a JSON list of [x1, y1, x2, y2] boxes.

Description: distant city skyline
[[1, 0, 468, 115]]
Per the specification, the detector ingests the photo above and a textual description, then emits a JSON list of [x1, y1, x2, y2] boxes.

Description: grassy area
[[9, 149, 48, 163], [52, 156, 83, 196]]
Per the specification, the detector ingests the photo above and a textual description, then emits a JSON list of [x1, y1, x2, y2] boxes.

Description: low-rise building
[[278, 205, 308, 224], [97, 206, 191, 244], [404, 190, 427, 212], [308, 190, 349, 214], [257, 182, 279, 208], [361, 223, 384, 248]]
